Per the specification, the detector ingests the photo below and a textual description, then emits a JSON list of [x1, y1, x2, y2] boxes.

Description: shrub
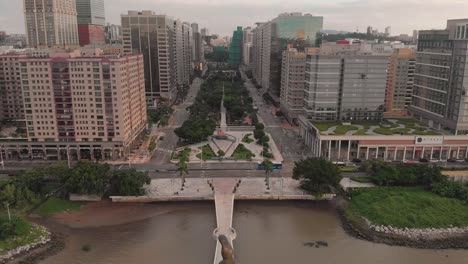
[[0, 216, 31, 240]]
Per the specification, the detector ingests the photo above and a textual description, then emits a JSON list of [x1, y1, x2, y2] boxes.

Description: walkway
[[212, 179, 237, 264], [220, 83, 227, 131]]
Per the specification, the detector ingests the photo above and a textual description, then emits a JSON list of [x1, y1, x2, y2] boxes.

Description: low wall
[[69, 194, 102, 202], [110, 194, 336, 203], [110, 195, 214, 203]]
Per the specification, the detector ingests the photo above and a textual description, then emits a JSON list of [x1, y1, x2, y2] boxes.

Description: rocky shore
[[337, 201, 468, 249], [0, 225, 50, 263]]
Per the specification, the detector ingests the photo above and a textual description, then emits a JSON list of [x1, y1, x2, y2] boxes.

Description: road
[[151, 78, 203, 165], [239, 69, 305, 164]]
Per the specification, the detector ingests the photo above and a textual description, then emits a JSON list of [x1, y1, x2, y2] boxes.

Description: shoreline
[[336, 199, 468, 250]]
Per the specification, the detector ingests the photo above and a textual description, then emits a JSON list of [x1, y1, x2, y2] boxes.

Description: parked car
[[447, 158, 457, 163]]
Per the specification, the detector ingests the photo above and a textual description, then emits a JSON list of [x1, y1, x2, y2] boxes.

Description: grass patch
[[0, 217, 48, 254], [412, 130, 441, 136], [196, 145, 217, 161], [334, 125, 359, 135], [350, 177, 373, 183], [350, 187, 468, 228], [172, 148, 191, 160], [242, 134, 254, 144], [354, 130, 368, 135], [314, 122, 338, 132], [340, 167, 359, 172], [351, 121, 381, 130], [232, 144, 255, 160], [35, 197, 84, 217]]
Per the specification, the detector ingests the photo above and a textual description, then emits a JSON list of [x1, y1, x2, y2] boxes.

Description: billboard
[[415, 136, 444, 145]]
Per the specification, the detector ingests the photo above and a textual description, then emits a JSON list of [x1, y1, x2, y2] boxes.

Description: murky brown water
[[41, 202, 468, 264]]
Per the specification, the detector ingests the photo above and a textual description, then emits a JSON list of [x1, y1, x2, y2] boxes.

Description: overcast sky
[[2, 0, 468, 36]]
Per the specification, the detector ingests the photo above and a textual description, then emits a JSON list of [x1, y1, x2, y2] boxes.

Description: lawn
[[314, 122, 338, 132], [350, 177, 373, 183], [349, 187, 468, 228], [0, 217, 49, 254], [232, 144, 255, 160], [354, 130, 368, 135], [35, 197, 84, 217], [340, 167, 359, 172], [172, 148, 191, 160], [196, 145, 217, 161], [351, 121, 381, 129], [334, 125, 359, 135], [242, 134, 254, 144]]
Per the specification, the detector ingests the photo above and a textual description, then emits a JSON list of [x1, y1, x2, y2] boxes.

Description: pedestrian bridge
[[110, 177, 335, 264]]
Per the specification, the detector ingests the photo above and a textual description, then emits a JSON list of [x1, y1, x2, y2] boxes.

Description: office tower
[[191, 23, 204, 68], [23, 0, 79, 48], [242, 27, 253, 66], [76, 0, 106, 46], [385, 48, 416, 117], [105, 24, 122, 44], [303, 49, 388, 121], [252, 13, 323, 101], [121, 11, 177, 107], [228, 26, 243, 66], [174, 21, 192, 90], [279, 47, 309, 124], [410, 19, 468, 135]]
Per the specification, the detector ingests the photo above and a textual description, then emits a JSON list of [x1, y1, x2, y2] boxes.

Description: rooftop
[[312, 119, 442, 136]]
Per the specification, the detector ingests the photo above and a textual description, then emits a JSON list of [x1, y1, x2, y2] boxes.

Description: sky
[[2, 0, 468, 37]]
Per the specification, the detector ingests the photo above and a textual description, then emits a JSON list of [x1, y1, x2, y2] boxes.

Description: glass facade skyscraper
[[228, 26, 243, 66], [253, 13, 323, 100]]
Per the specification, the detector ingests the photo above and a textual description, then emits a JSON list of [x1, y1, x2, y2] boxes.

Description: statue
[[218, 235, 236, 264]]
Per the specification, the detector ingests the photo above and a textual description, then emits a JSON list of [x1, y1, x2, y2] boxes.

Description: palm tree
[[176, 153, 189, 191], [262, 159, 274, 190]]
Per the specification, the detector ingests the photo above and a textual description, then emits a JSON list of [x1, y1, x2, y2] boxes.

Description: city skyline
[[3, 0, 468, 37]]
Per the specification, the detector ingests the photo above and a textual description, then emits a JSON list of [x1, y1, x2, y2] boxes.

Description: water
[[41, 202, 468, 264]]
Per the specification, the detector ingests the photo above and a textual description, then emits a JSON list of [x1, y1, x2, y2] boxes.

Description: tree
[[110, 170, 151, 196], [258, 135, 270, 145], [262, 159, 274, 190], [176, 158, 189, 191], [217, 150, 225, 157], [65, 162, 111, 195], [253, 129, 265, 140], [0, 184, 15, 221], [293, 158, 342, 195]]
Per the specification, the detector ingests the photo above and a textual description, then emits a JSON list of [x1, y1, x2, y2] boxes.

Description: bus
[[257, 161, 283, 170]]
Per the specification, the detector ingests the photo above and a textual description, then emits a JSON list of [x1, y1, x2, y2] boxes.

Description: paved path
[[212, 179, 237, 264]]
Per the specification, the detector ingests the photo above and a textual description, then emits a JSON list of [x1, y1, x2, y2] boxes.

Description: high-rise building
[[76, 0, 106, 46], [174, 21, 192, 91], [303, 49, 388, 121], [0, 48, 147, 161], [409, 19, 468, 135], [252, 13, 323, 101], [384, 48, 416, 117], [228, 26, 243, 66], [201, 28, 209, 37], [121, 11, 177, 107], [242, 27, 253, 66], [385, 26, 391, 37], [279, 47, 310, 124], [23, 0, 79, 48], [105, 23, 122, 44], [0, 54, 26, 121], [191, 23, 204, 69]]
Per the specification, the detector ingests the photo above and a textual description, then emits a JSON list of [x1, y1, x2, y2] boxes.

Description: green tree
[[258, 135, 270, 145], [110, 170, 151, 196], [253, 129, 265, 140], [176, 158, 189, 191], [0, 184, 15, 221], [293, 158, 342, 195], [262, 159, 274, 190], [65, 162, 111, 195]]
